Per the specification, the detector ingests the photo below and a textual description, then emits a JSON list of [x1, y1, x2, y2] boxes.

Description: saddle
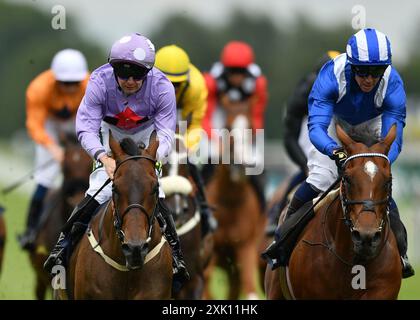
[[265, 189, 340, 267]]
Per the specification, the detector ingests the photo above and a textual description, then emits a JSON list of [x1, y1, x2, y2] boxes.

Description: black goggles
[[352, 65, 388, 78], [112, 63, 149, 81], [225, 67, 249, 75], [58, 81, 81, 86]]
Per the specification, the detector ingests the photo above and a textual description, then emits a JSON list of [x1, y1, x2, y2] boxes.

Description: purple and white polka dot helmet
[[108, 33, 156, 70]]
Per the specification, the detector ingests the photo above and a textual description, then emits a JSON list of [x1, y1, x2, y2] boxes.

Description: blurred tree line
[[1, 2, 419, 141], [0, 1, 103, 138]]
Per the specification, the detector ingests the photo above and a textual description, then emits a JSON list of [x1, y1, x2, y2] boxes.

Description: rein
[[111, 155, 159, 244], [303, 152, 392, 266], [86, 154, 167, 271], [340, 153, 391, 232]]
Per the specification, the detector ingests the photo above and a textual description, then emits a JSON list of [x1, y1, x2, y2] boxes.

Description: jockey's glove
[[330, 147, 348, 173]]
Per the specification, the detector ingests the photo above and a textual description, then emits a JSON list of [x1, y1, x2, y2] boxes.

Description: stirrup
[[172, 256, 190, 293], [261, 240, 282, 270], [44, 248, 65, 274]]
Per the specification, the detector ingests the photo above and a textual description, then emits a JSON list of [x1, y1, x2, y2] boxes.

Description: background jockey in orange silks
[[18, 49, 89, 250]]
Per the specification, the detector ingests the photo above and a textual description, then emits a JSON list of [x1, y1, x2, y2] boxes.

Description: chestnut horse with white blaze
[[265, 124, 401, 299]]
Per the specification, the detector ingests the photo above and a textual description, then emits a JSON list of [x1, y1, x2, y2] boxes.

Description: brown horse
[[161, 134, 213, 299], [204, 110, 265, 300], [265, 124, 402, 299], [0, 206, 5, 275], [59, 132, 172, 299], [29, 133, 91, 299]]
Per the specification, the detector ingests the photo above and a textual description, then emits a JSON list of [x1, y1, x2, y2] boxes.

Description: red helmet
[[221, 41, 255, 68]]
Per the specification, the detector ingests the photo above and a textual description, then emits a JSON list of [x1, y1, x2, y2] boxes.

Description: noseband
[[340, 153, 392, 232], [112, 155, 159, 244]]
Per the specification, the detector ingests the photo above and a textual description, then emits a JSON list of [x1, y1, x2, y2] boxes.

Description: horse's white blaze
[[364, 161, 378, 181]]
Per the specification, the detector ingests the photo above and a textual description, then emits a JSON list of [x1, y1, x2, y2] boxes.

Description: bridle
[[339, 153, 392, 233], [111, 155, 159, 245]]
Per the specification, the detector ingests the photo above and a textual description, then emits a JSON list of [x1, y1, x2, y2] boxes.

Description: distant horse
[[59, 132, 172, 299], [161, 134, 213, 299], [0, 206, 5, 275], [30, 133, 91, 299], [204, 107, 265, 299], [265, 125, 402, 299]]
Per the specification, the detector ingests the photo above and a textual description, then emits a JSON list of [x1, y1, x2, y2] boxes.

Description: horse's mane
[[120, 138, 141, 156]]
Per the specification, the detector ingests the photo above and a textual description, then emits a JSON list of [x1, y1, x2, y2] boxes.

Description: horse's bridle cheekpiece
[[340, 153, 391, 232], [112, 155, 159, 244]]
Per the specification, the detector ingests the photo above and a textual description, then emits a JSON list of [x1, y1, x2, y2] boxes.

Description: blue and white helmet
[[346, 28, 392, 65]]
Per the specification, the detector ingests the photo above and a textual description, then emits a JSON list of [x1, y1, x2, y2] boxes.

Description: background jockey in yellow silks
[[155, 45, 217, 237], [18, 49, 89, 250]]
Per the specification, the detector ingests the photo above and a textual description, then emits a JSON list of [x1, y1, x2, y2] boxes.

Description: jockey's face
[[225, 68, 248, 87], [354, 74, 380, 93], [172, 81, 186, 95], [57, 81, 81, 94], [117, 77, 143, 95]]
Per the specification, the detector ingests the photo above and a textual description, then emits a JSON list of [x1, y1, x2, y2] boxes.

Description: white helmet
[[51, 49, 88, 81]]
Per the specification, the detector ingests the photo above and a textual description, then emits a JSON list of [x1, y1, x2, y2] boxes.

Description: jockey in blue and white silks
[[263, 28, 414, 278]]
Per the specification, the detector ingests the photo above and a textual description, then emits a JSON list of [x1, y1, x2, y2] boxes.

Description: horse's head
[[226, 113, 255, 183], [336, 124, 396, 260], [109, 131, 160, 270], [60, 133, 91, 207]]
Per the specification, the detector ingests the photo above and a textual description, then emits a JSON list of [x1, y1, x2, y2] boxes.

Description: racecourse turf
[[0, 185, 418, 300]]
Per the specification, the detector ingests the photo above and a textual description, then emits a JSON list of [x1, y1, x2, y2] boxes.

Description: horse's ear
[[146, 130, 159, 158], [336, 124, 355, 149], [381, 124, 397, 154], [109, 130, 124, 161]]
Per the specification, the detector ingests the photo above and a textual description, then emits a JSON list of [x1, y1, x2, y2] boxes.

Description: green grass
[[0, 186, 36, 299], [0, 185, 418, 300]]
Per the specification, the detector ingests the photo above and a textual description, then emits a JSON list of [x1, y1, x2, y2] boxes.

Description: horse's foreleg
[[35, 275, 48, 300], [227, 261, 241, 300], [236, 242, 260, 299]]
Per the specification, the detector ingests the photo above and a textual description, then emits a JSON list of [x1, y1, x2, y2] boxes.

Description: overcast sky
[[11, 0, 420, 64]]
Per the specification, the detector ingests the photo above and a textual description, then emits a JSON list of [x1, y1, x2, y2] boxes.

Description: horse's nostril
[[373, 231, 382, 243]]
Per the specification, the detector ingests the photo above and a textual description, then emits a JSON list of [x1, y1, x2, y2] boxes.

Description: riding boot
[[261, 182, 319, 269], [18, 185, 48, 251], [43, 195, 100, 273], [187, 161, 217, 237], [266, 170, 308, 236], [389, 205, 415, 279], [158, 198, 190, 292]]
